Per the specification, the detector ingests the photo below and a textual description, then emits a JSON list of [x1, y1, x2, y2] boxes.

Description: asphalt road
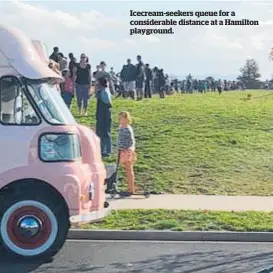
[[1, 241, 273, 273]]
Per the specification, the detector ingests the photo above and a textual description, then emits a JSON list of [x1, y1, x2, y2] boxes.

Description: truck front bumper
[[69, 202, 111, 224]]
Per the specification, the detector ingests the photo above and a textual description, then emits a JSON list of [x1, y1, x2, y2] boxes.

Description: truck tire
[[0, 189, 69, 260]]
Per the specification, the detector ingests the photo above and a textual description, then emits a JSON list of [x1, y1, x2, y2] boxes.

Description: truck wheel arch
[[0, 178, 69, 219]]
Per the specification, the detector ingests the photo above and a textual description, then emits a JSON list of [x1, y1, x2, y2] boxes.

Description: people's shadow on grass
[[0, 248, 53, 273]]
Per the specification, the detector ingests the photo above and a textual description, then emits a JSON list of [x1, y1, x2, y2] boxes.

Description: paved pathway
[[107, 194, 273, 211]]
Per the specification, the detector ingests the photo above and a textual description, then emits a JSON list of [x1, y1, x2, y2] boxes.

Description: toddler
[[117, 111, 136, 194], [63, 70, 74, 109]]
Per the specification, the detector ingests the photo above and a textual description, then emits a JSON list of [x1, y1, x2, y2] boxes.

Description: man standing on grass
[[136, 55, 145, 100], [68, 53, 77, 76], [49, 46, 59, 63], [217, 79, 223, 94], [120, 59, 137, 99], [95, 61, 115, 95], [93, 65, 101, 79], [144, 64, 153, 98], [109, 67, 119, 91], [158, 69, 166, 98]]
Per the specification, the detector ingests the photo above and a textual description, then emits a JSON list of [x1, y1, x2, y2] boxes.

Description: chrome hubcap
[[17, 215, 42, 238]]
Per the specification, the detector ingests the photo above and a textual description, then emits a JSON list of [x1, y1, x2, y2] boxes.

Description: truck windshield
[[26, 80, 76, 125]]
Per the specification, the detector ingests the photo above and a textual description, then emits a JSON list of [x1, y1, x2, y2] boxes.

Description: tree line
[[200, 59, 268, 89]]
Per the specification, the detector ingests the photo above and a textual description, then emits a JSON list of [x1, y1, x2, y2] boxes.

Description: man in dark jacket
[[135, 55, 145, 100], [93, 65, 100, 78], [120, 59, 137, 99], [144, 64, 153, 98], [49, 47, 59, 63], [158, 69, 166, 98], [68, 53, 77, 76]]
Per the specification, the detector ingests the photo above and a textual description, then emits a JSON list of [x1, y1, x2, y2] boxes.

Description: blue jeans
[[76, 84, 89, 110], [100, 132, 112, 155], [96, 117, 112, 156], [63, 91, 73, 109]]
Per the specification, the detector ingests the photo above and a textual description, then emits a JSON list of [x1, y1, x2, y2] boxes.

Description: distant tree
[[237, 59, 261, 89], [206, 76, 214, 82]]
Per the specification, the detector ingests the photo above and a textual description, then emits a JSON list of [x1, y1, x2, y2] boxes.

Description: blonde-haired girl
[[48, 60, 61, 75], [118, 111, 137, 194]]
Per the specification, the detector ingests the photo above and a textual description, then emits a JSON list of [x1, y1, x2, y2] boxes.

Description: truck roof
[[0, 25, 62, 81]]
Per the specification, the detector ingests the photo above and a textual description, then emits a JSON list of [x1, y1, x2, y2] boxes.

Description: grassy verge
[[72, 90, 273, 195], [80, 209, 273, 232]]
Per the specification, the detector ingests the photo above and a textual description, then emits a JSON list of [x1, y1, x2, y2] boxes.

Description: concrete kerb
[[68, 229, 273, 242]]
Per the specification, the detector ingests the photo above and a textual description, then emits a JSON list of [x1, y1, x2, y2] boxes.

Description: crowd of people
[[173, 75, 244, 94], [48, 47, 171, 103], [48, 47, 244, 106], [48, 47, 138, 194], [46, 46, 246, 194]]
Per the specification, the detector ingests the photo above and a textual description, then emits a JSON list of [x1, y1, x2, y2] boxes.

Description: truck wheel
[[0, 190, 69, 260]]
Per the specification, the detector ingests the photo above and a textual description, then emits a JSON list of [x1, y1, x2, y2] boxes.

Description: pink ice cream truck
[[0, 25, 110, 259]]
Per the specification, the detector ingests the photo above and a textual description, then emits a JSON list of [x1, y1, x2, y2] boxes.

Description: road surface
[[1, 241, 273, 273]]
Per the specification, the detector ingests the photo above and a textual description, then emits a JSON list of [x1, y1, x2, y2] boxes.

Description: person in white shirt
[[57, 52, 68, 72]]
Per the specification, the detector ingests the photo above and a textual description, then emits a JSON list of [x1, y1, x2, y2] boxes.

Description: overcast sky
[[1, 0, 273, 80]]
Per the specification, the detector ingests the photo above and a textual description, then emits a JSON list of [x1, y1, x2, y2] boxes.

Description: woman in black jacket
[[158, 69, 166, 98], [144, 64, 153, 98]]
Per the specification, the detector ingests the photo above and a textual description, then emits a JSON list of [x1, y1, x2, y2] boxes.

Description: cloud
[[251, 36, 265, 51], [124, 35, 160, 47], [140, 35, 160, 43], [6, 1, 81, 29], [260, 20, 273, 26], [204, 34, 244, 50], [5, 1, 120, 31], [124, 38, 136, 45], [79, 36, 118, 52], [0, 1, 123, 57]]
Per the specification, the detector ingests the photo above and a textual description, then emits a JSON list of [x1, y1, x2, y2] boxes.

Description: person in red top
[[62, 70, 74, 109]]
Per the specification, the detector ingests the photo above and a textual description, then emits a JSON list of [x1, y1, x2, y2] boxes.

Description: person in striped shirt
[[118, 111, 137, 194]]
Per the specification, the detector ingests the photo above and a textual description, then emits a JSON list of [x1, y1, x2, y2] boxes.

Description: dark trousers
[[115, 91, 126, 98], [63, 91, 73, 109], [96, 118, 112, 155], [159, 86, 165, 98], [100, 132, 112, 155], [144, 81, 152, 98]]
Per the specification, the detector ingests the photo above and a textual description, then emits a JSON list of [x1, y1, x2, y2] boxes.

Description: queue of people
[[118, 57, 167, 99], [47, 47, 244, 195]]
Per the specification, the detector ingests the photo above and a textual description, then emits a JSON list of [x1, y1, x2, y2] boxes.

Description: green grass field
[[81, 209, 273, 232], [73, 90, 273, 196]]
